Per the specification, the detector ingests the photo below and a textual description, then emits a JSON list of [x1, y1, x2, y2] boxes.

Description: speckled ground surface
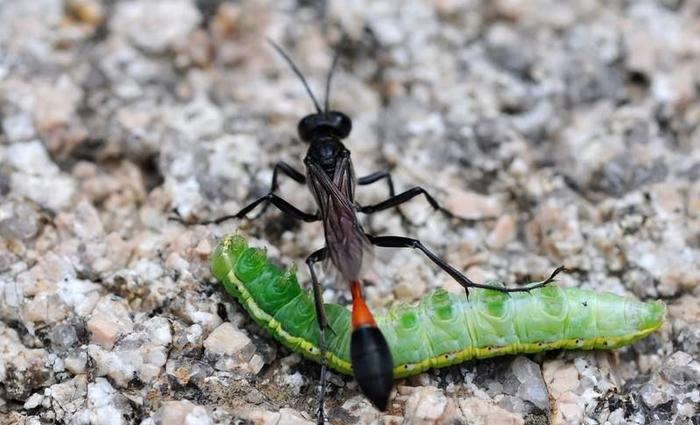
[[1, 1, 699, 424]]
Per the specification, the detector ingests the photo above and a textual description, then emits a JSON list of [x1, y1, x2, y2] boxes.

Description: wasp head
[[298, 111, 352, 142]]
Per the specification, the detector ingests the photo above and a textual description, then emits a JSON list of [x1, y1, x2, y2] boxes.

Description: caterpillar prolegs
[[211, 235, 665, 378]]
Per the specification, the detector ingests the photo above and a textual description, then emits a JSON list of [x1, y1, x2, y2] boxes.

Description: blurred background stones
[[0, 0, 698, 423]]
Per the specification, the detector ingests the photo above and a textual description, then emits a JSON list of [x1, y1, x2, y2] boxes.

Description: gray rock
[[0, 324, 53, 401], [49, 323, 80, 351], [0, 201, 40, 240], [511, 356, 549, 410], [659, 351, 700, 388], [632, 351, 699, 424], [674, 325, 700, 358], [165, 358, 214, 387]]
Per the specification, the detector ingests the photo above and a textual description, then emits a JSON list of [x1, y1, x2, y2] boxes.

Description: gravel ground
[[1, 0, 699, 424]]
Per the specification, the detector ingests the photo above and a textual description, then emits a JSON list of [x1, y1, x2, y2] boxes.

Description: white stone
[[160, 400, 195, 425], [247, 354, 265, 375], [6, 140, 59, 175], [183, 406, 213, 425], [543, 359, 580, 399], [144, 317, 173, 346], [203, 322, 254, 360], [23, 392, 44, 409], [236, 407, 313, 425], [6, 141, 76, 211], [459, 398, 524, 425], [112, 0, 201, 53], [445, 189, 503, 219], [2, 114, 35, 141], [403, 386, 458, 424], [65, 351, 88, 375], [486, 214, 517, 250], [87, 297, 134, 349], [57, 275, 101, 317], [88, 329, 170, 387], [80, 378, 127, 425]]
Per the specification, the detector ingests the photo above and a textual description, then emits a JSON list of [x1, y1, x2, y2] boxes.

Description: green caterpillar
[[211, 235, 665, 378]]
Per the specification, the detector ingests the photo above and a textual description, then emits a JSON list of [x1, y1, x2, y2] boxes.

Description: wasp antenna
[[324, 49, 341, 113], [267, 38, 323, 114]]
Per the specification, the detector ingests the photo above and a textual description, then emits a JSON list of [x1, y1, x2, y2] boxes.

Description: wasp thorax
[[298, 111, 352, 142], [305, 137, 348, 176]]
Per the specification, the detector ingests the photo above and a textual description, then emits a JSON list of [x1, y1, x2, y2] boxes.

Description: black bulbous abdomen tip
[[350, 326, 394, 411]]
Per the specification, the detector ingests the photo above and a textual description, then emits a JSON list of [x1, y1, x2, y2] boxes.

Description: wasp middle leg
[[357, 170, 413, 226], [358, 185, 494, 225], [357, 170, 396, 195], [305, 247, 332, 425]]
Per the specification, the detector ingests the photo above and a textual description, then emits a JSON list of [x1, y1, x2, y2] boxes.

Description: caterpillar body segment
[[212, 235, 666, 378]]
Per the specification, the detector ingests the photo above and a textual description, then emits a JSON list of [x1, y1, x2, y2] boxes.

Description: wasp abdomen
[[350, 325, 394, 411]]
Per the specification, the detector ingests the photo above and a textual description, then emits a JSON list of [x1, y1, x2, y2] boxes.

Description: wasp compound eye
[[327, 111, 352, 139], [298, 114, 317, 142]]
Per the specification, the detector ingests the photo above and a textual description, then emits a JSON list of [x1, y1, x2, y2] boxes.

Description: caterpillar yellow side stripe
[[211, 235, 665, 378]]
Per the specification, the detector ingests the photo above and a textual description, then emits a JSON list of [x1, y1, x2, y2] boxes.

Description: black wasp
[[175, 40, 560, 424]]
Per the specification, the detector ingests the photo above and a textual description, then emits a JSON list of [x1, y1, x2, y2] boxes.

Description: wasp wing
[[307, 157, 372, 282]]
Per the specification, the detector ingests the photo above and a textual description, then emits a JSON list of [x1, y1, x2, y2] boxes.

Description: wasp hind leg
[[513, 266, 569, 292], [357, 170, 415, 227], [366, 234, 565, 296], [358, 184, 496, 226]]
